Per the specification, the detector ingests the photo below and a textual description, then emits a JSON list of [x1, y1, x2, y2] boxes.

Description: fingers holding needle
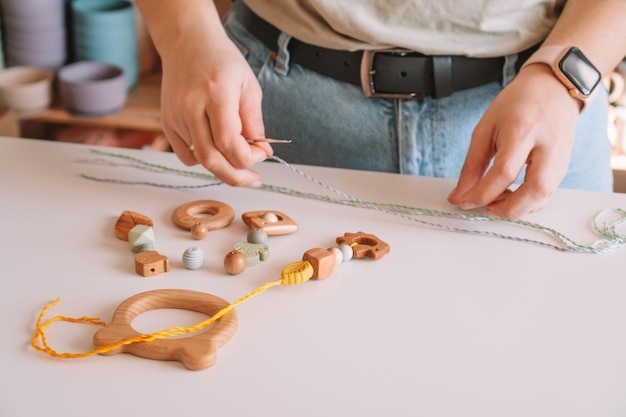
[[246, 138, 292, 144]]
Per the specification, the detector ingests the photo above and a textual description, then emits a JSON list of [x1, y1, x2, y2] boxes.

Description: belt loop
[[502, 54, 518, 86], [273, 32, 292, 76], [433, 56, 452, 98]]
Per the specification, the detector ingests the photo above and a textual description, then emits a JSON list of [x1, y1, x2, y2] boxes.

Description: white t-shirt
[[244, 0, 565, 57]]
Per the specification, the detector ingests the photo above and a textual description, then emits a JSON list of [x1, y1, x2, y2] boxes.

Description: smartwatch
[[521, 45, 602, 111]]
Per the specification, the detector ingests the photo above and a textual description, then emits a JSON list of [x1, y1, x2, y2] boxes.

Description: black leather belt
[[233, 1, 536, 99]]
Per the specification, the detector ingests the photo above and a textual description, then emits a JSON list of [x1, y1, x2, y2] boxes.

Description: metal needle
[[246, 138, 292, 144]]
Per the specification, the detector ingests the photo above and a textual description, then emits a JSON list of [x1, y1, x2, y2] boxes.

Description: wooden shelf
[[24, 71, 162, 133]]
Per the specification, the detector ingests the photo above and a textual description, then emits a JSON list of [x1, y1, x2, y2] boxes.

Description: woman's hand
[[448, 64, 580, 219]]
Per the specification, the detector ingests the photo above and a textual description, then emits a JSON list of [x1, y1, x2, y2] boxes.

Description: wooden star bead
[[302, 248, 336, 280]]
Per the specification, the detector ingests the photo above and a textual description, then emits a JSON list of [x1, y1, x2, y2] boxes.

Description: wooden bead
[[327, 247, 343, 266], [241, 210, 298, 235], [262, 212, 279, 223], [191, 222, 208, 240], [302, 248, 335, 280], [224, 250, 246, 275], [134, 251, 169, 277], [336, 231, 390, 260], [114, 210, 153, 241]]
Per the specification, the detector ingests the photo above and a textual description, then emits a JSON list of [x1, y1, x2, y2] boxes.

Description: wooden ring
[[172, 200, 235, 239], [93, 289, 238, 370]]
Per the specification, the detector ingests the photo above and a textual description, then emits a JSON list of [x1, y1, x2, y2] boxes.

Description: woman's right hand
[[136, 0, 273, 187]]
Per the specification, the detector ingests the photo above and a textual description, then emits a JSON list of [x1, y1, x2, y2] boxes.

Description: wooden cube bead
[[302, 248, 335, 280], [135, 251, 169, 277]]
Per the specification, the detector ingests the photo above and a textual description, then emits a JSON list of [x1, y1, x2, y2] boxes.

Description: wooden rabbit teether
[[93, 289, 238, 370]]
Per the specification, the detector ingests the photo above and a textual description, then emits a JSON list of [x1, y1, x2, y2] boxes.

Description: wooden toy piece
[[135, 251, 170, 277], [224, 250, 247, 275], [241, 210, 298, 236], [327, 247, 344, 266], [302, 248, 336, 280], [114, 210, 153, 241], [335, 231, 390, 260], [128, 224, 156, 253], [233, 242, 270, 267], [93, 289, 238, 371], [172, 200, 235, 240]]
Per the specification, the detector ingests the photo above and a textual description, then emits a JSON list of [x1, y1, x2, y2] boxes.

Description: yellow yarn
[[32, 261, 314, 360]]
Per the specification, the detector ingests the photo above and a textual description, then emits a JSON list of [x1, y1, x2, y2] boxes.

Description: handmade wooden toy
[[241, 210, 298, 235], [172, 200, 235, 240], [336, 231, 390, 260], [32, 231, 389, 370], [93, 289, 238, 371]]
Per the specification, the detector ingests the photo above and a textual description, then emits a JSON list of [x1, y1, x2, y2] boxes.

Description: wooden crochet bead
[[114, 210, 153, 241], [93, 289, 238, 370], [128, 224, 156, 253], [135, 251, 169, 277], [172, 200, 234, 240], [335, 232, 390, 260], [241, 210, 298, 235], [302, 248, 335, 280], [224, 250, 246, 275]]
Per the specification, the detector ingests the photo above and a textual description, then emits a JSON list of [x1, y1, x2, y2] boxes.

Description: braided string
[[77, 149, 626, 254]]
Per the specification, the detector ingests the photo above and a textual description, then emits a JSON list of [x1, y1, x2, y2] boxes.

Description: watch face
[[558, 47, 601, 96]]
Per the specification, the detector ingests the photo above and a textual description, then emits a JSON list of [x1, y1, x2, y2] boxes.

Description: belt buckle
[[360, 48, 423, 99]]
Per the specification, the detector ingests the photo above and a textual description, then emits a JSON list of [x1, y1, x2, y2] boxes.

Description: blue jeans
[[224, 11, 613, 191]]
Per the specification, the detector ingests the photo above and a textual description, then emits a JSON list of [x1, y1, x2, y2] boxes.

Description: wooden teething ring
[[172, 200, 235, 239], [93, 289, 238, 370]]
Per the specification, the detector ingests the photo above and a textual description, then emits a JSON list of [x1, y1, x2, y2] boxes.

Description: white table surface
[[2, 136, 626, 417]]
